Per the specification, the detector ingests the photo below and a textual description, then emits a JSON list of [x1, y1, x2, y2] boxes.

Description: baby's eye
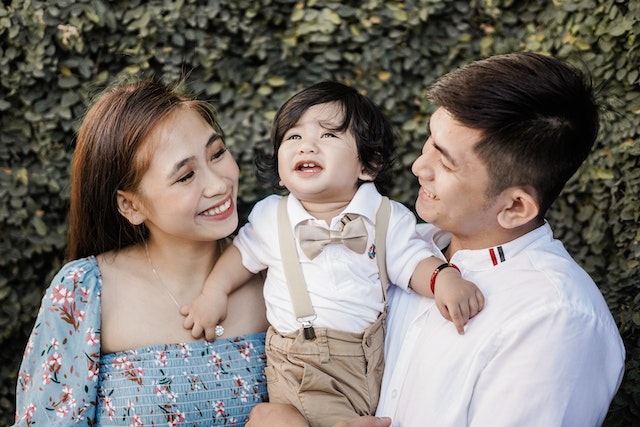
[[176, 171, 194, 183], [321, 132, 337, 138], [285, 134, 302, 141]]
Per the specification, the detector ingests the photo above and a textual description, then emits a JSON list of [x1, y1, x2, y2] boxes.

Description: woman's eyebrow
[[169, 133, 221, 177], [170, 156, 194, 177], [205, 133, 220, 149]]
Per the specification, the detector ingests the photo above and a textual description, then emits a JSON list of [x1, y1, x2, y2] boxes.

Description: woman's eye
[[176, 171, 194, 183], [211, 147, 227, 161]]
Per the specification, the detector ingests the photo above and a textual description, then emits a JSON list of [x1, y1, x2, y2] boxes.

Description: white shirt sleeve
[[233, 195, 281, 274], [385, 202, 440, 290]]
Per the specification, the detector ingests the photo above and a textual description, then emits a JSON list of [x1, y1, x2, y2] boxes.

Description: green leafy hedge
[[1, 0, 638, 424]]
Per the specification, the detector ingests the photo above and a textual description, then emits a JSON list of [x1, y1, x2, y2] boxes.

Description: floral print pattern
[[13, 257, 267, 426], [97, 337, 267, 426]]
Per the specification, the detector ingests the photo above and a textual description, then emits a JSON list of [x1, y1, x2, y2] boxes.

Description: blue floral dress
[[13, 256, 268, 426]]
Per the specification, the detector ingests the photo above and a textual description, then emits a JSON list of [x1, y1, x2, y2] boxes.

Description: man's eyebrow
[[432, 139, 458, 167]]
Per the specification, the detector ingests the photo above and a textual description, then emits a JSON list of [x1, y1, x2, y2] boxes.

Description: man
[[247, 52, 625, 427], [375, 51, 625, 426]]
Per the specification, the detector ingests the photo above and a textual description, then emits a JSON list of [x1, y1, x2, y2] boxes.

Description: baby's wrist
[[201, 286, 229, 300], [430, 262, 461, 294]]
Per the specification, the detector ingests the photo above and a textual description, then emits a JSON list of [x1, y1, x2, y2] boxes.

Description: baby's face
[[277, 102, 373, 207]]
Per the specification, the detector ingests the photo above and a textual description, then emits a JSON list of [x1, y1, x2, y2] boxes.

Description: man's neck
[[445, 218, 545, 260]]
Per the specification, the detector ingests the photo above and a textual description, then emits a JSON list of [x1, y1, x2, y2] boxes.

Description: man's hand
[[245, 403, 308, 427], [245, 403, 392, 427], [332, 416, 392, 427]]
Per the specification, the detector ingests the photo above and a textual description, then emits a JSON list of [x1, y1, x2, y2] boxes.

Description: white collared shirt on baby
[[233, 183, 437, 334]]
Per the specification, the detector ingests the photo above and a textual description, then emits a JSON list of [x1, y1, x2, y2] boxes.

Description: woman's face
[[132, 107, 240, 244]]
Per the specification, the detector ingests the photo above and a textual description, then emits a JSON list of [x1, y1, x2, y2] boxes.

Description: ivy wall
[[1, 0, 638, 424]]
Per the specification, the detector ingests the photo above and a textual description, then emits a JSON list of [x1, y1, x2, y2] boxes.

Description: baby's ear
[[496, 186, 540, 229], [359, 165, 377, 182], [116, 190, 146, 225]]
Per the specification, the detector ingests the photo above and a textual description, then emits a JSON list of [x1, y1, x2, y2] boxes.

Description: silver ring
[[215, 325, 224, 337]]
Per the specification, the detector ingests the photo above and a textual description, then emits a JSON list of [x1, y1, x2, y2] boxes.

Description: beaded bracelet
[[430, 262, 461, 294]]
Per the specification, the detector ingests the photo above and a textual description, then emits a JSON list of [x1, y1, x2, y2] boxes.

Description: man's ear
[[116, 190, 146, 226], [496, 187, 540, 229]]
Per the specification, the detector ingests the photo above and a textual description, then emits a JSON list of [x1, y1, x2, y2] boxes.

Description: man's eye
[[438, 160, 452, 172]]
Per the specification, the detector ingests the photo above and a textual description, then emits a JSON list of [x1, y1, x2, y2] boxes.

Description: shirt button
[[391, 389, 398, 399]]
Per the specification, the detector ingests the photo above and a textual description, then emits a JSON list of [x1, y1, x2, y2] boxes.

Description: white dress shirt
[[234, 183, 437, 333], [377, 223, 625, 427]]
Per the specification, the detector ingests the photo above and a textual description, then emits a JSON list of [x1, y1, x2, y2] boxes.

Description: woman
[[13, 80, 269, 426]]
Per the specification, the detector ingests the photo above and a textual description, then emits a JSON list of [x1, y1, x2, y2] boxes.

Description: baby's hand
[[433, 268, 485, 334], [181, 288, 229, 341]]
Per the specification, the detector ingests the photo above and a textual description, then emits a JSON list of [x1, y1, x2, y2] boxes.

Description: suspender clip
[[298, 315, 317, 340]]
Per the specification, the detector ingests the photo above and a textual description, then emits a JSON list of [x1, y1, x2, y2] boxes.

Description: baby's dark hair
[[256, 81, 397, 195]]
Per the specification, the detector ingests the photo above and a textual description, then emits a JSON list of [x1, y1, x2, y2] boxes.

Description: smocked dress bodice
[[97, 335, 267, 426]]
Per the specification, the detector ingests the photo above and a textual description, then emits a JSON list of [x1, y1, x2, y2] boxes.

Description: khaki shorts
[[264, 311, 386, 427]]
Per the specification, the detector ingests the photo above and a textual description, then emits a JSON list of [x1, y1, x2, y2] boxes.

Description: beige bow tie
[[297, 216, 369, 259]]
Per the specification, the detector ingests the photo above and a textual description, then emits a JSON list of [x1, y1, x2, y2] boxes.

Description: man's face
[[411, 107, 501, 249]]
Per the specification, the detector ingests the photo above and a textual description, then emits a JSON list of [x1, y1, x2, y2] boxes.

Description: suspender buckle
[[303, 324, 316, 340], [299, 315, 317, 340]]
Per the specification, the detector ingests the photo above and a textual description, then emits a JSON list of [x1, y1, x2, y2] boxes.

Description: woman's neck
[[142, 239, 222, 294]]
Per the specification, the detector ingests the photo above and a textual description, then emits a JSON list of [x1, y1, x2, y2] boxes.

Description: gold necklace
[[144, 242, 182, 310], [143, 242, 225, 337]]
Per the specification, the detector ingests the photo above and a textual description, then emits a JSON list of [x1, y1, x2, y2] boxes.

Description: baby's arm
[[181, 244, 254, 341], [410, 257, 485, 334]]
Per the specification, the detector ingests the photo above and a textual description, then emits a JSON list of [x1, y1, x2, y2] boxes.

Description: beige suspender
[[374, 195, 390, 302], [277, 195, 391, 339], [277, 196, 317, 336]]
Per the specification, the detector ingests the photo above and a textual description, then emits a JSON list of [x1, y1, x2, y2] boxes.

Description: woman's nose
[[202, 167, 228, 197]]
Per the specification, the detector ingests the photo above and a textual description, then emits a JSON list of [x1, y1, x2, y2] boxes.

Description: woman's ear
[[496, 186, 540, 229], [117, 190, 146, 226]]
